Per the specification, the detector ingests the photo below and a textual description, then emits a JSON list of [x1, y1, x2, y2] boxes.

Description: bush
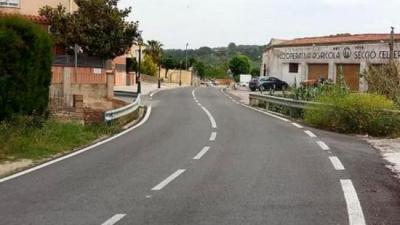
[[304, 88, 400, 136], [141, 55, 157, 76], [0, 16, 53, 121]]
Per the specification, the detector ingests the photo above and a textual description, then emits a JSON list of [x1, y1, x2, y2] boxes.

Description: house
[[261, 33, 400, 90]]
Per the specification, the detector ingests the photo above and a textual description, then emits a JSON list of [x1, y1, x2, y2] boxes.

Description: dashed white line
[[317, 141, 330, 151], [209, 132, 217, 141], [340, 179, 366, 225], [152, 169, 186, 191], [329, 156, 345, 170], [201, 106, 217, 129], [291, 122, 303, 128], [193, 146, 210, 160], [304, 130, 317, 138], [101, 214, 126, 225]]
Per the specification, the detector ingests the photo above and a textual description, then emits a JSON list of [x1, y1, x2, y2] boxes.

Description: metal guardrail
[[249, 93, 321, 109], [249, 93, 400, 114], [114, 90, 138, 98], [104, 94, 141, 122]]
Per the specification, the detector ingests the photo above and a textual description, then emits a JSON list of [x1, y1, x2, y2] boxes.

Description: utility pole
[[185, 43, 189, 70], [179, 60, 182, 86], [158, 64, 161, 89], [390, 26, 395, 61]]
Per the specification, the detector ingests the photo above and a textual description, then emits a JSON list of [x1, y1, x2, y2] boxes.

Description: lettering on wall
[[276, 43, 400, 63]]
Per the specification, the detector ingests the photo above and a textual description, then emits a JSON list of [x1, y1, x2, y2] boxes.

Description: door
[[336, 64, 360, 90], [308, 64, 329, 80]]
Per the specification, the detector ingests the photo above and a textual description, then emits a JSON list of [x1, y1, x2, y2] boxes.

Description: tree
[[160, 56, 177, 78], [144, 40, 163, 64], [141, 55, 157, 76], [228, 54, 251, 76], [250, 67, 261, 77], [0, 16, 53, 120], [40, 0, 139, 59], [193, 61, 206, 79]]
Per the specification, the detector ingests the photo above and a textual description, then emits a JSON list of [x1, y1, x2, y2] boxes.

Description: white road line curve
[[317, 141, 330, 151], [193, 146, 210, 160], [340, 179, 366, 225], [0, 106, 153, 184], [304, 130, 317, 138], [209, 132, 217, 141]]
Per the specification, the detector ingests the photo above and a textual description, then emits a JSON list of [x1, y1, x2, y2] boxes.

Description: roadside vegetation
[[259, 64, 400, 137], [0, 117, 120, 161]]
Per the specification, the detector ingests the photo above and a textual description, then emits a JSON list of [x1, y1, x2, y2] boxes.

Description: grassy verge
[[0, 118, 121, 162]]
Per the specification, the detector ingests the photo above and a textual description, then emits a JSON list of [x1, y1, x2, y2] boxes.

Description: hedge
[[0, 16, 53, 121]]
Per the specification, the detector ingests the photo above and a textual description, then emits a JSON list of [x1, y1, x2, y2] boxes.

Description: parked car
[[249, 77, 270, 91], [258, 77, 289, 91]]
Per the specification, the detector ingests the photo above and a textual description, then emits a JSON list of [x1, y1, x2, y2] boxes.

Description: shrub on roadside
[[304, 87, 400, 137], [0, 16, 53, 121]]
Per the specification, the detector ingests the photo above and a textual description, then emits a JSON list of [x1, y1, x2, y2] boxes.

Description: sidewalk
[[365, 138, 400, 179], [114, 82, 187, 96], [226, 86, 251, 104]]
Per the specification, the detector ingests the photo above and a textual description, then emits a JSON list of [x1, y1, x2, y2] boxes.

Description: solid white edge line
[[329, 156, 345, 170], [291, 122, 303, 128], [101, 214, 126, 225], [209, 132, 217, 141], [340, 179, 366, 225], [241, 104, 290, 122], [201, 106, 217, 129], [152, 169, 186, 191], [304, 130, 317, 138], [193, 146, 210, 160], [317, 141, 330, 151], [0, 106, 153, 184], [150, 89, 161, 98]]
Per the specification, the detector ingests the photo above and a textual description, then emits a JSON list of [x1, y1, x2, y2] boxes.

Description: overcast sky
[[119, 0, 400, 49]]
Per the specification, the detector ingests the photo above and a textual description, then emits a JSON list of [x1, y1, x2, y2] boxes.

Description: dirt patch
[[0, 159, 33, 177]]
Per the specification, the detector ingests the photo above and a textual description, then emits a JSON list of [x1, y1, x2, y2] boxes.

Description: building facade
[[0, 0, 77, 15], [261, 34, 400, 90]]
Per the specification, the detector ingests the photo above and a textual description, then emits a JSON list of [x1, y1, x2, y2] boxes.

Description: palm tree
[[144, 40, 163, 64]]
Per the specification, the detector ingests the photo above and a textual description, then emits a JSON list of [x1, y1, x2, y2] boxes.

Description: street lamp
[[136, 31, 143, 94]]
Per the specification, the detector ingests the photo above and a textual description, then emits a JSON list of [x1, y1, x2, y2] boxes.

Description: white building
[[261, 34, 400, 90]]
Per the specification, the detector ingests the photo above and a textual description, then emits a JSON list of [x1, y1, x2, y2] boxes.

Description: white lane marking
[[201, 106, 217, 129], [209, 132, 217, 141], [150, 89, 161, 98], [340, 180, 366, 225], [304, 130, 317, 138], [0, 106, 153, 184], [101, 214, 126, 225], [193, 146, 210, 160], [192, 89, 196, 98], [152, 169, 186, 191], [197, 103, 202, 107], [329, 156, 345, 170], [317, 141, 330, 151], [241, 104, 290, 122], [291, 122, 303, 128]]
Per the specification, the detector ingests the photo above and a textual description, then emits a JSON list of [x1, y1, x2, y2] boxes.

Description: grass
[[0, 118, 121, 161]]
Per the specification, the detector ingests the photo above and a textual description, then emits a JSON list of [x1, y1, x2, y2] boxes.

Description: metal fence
[[104, 94, 142, 122]]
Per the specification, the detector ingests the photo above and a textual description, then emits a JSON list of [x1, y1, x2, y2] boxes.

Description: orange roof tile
[[0, 12, 48, 25], [271, 34, 400, 47]]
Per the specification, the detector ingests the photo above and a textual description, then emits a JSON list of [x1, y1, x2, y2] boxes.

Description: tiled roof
[[0, 12, 48, 24], [271, 34, 400, 47]]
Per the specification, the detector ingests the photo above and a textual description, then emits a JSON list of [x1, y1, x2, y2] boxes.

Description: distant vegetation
[[163, 43, 265, 79]]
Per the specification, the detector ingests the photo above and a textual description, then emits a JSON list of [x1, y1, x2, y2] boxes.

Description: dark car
[[259, 77, 289, 91], [249, 77, 268, 91]]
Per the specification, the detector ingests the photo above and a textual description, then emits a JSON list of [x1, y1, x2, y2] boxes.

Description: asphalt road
[[0, 87, 399, 225]]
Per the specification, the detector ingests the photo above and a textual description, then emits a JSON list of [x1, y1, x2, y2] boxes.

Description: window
[[289, 63, 299, 73]]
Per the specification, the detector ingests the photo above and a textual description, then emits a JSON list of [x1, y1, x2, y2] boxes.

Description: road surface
[[0, 87, 399, 225]]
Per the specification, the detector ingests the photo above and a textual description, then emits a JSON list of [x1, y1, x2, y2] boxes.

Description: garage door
[[336, 64, 360, 90], [308, 64, 329, 80]]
